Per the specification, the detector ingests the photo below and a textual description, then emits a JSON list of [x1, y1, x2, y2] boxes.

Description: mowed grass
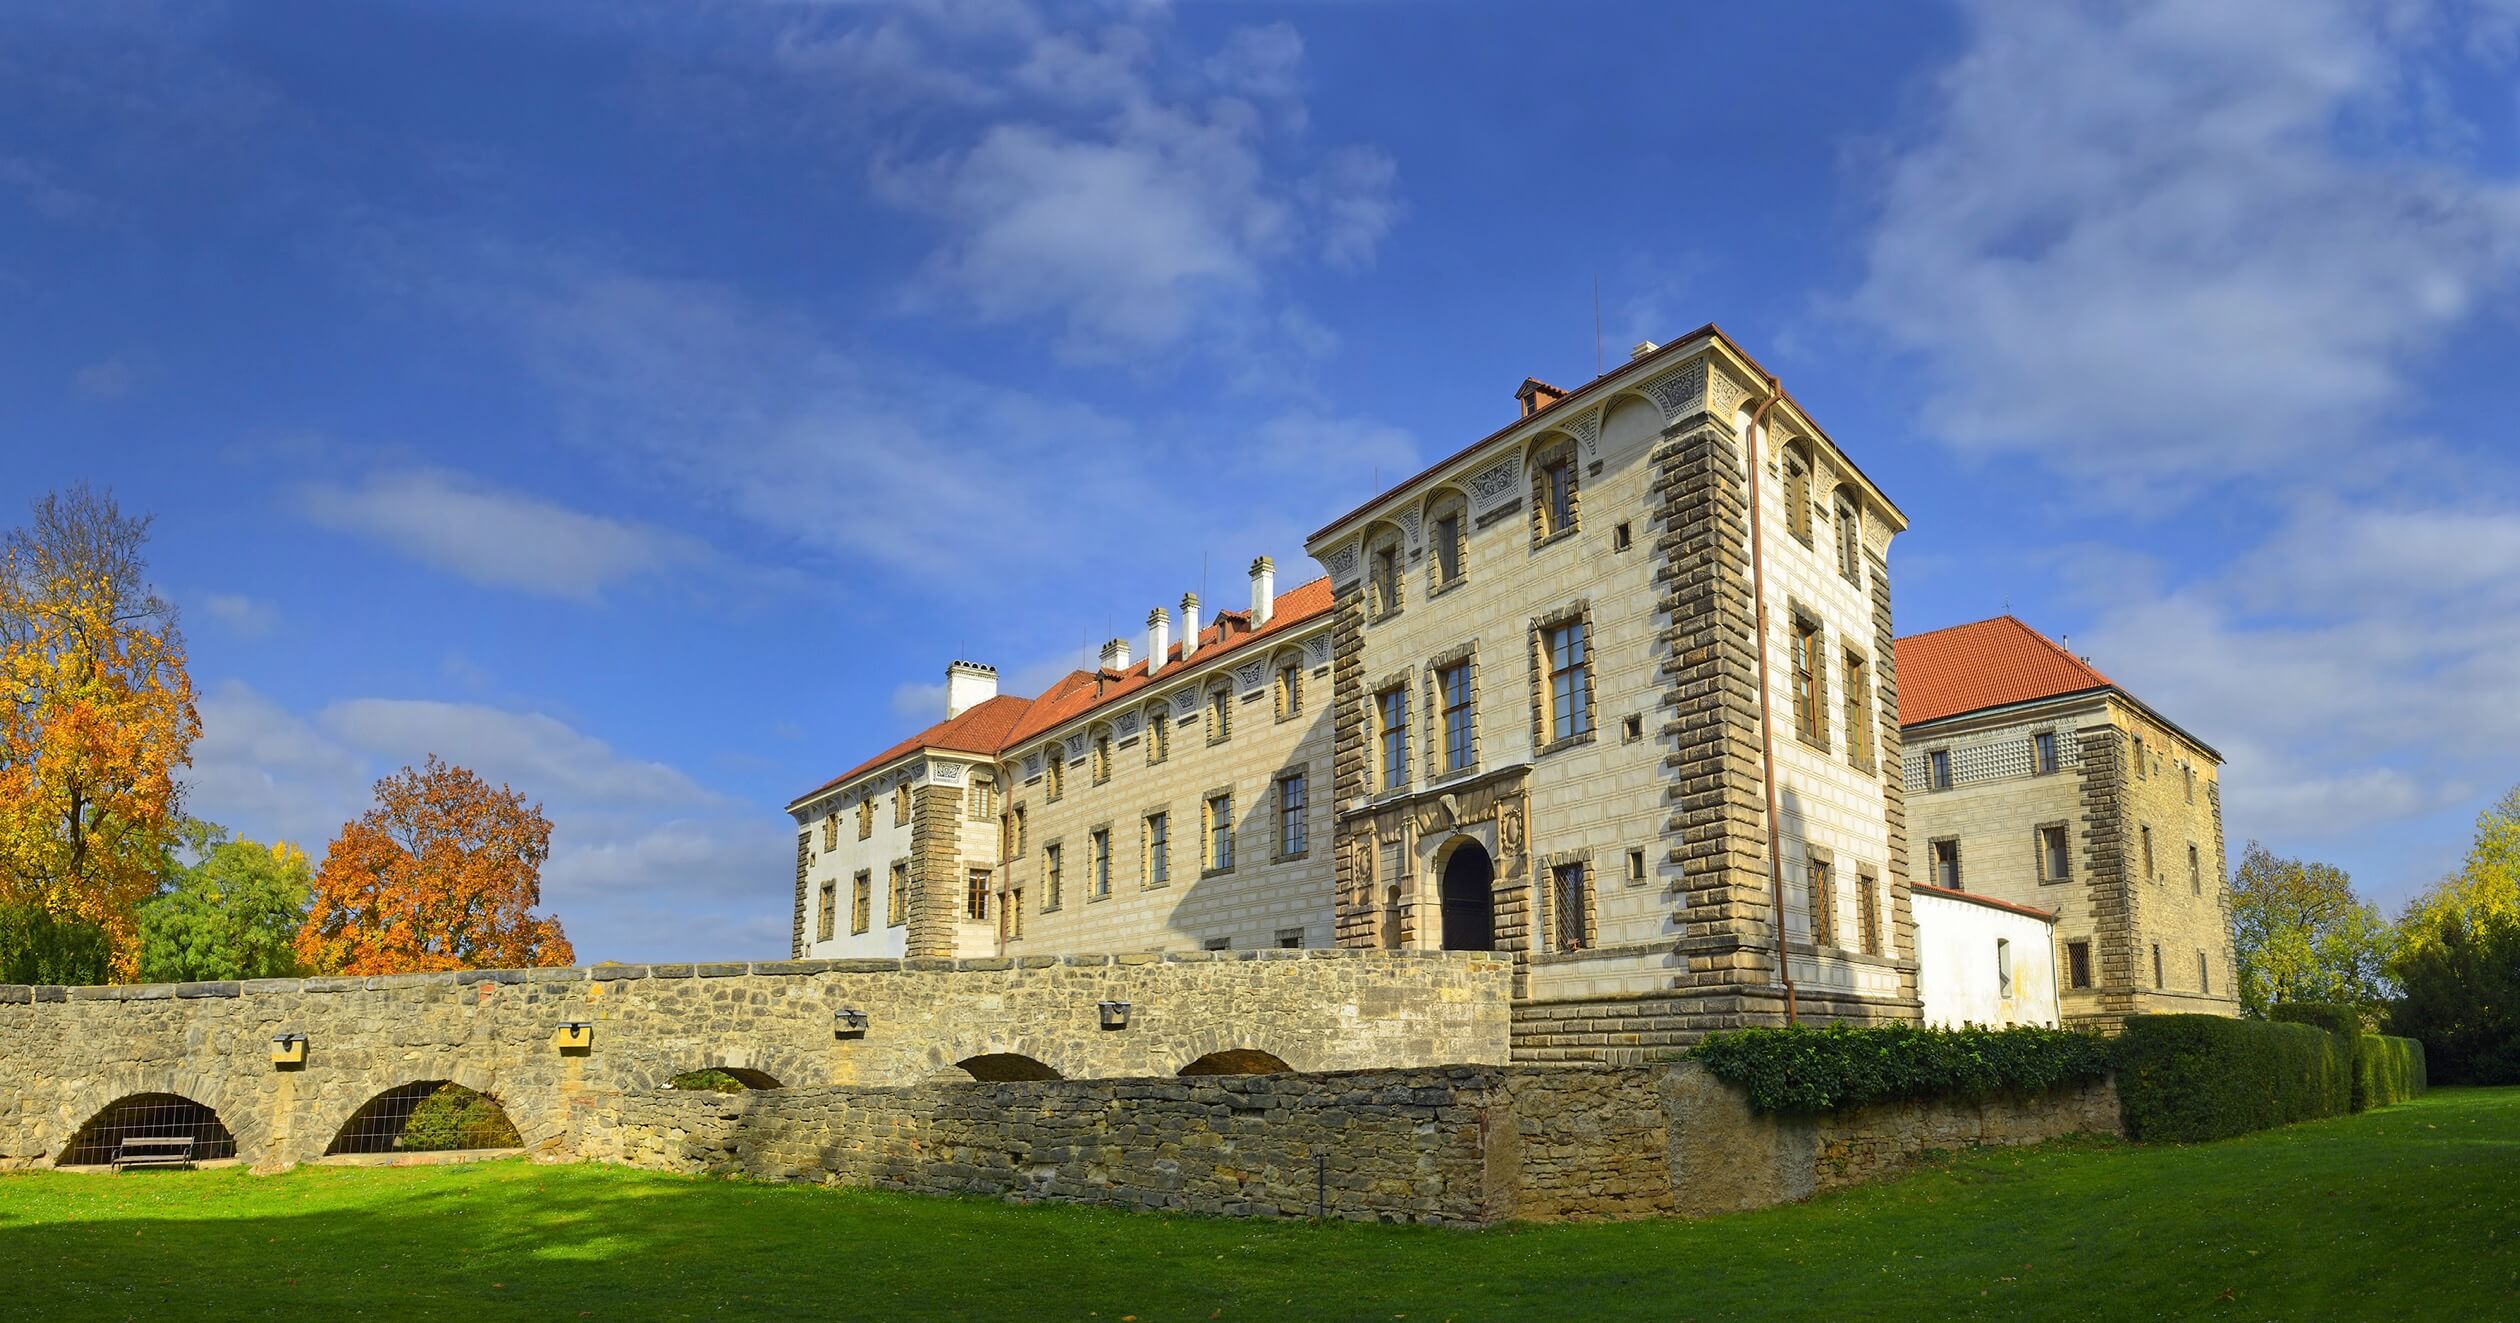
[[4, 1089, 2517, 1323]]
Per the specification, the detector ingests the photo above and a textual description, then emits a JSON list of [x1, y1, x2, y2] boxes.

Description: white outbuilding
[[1912, 884, 2061, 1029]]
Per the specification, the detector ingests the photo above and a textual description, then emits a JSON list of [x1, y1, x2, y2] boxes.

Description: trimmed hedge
[[2112, 1015, 2349, 1142], [2270, 1003, 2430, 1111], [1689, 1023, 2111, 1114]]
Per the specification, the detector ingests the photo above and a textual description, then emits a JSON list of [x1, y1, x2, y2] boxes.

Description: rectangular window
[[2067, 940, 2092, 990], [1091, 829, 1111, 899], [823, 812, 838, 851], [1277, 772, 1307, 857], [1093, 734, 1112, 785], [1044, 843, 1062, 911], [1544, 461, 1574, 537], [2152, 942, 2164, 990], [887, 861, 908, 926], [1207, 793, 1234, 872], [1209, 688, 1232, 743], [1546, 620, 1591, 742], [967, 778, 995, 820], [817, 879, 836, 942], [2141, 824, 2156, 880], [1439, 661, 1474, 774], [2198, 951, 2211, 993], [966, 869, 990, 922], [1627, 848, 1647, 885], [1996, 937, 2014, 998], [1612, 521, 1632, 552], [1791, 617, 1826, 747], [1146, 811, 1170, 887], [1928, 748, 1952, 790], [1552, 862, 1589, 952], [1932, 838, 1961, 890], [1378, 686, 1409, 790], [1008, 888, 1024, 939], [851, 871, 871, 935], [1806, 858, 1836, 947], [1046, 754, 1064, 801], [859, 797, 874, 839], [1837, 497, 1862, 582], [1277, 928, 1305, 950], [1011, 804, 1027, 857], [1276, 663, 1301, 719], [1374, 546, 1399, 615], [1148, 710, 1169, 764], [2033, 730, 2059, 775], [894, 786, 910, 827], [2040, 825, 2071, 881], [1842, 650, 1873, 769], [2189, 843, 2201, 894], [2133, 733, 2147, 778], [1204, 936, 1232, 952], [1857, 873, 1881, 955], [1434, 513, 1461, 585]]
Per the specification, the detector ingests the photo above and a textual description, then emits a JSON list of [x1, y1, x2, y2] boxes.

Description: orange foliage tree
[[0, 487, 201, 978], [297, 756, 574, 974]]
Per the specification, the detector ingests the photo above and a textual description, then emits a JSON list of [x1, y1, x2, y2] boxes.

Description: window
[[2152, 943, 2165, 990], [1613, 521, 1632, 552], [823, 812, 838, 851], [1835, 490, 1861, 582], [2188, 843, 2201, 894], [1204, 936, 1232, 952], [1842, 650, 1873, 770], [967, 778, 994, 820], [1377, 686, 1409, 790], [1043, 843, 1063, 910], [1782, 444, 1813, 546], [1857, 874, 1881, 955], [1438, 662, 1474, 775], [851, 871, 871, 935], [1145, 811, 1170, 887], [966, 869, 990, 922], [859, 797, 874, 840], [2039, 825, 2071, 882], [1208, 686, 1232, 745], [1551, 862, 1589, 952], [2067, 941, 2093, 990], [1541, 459, 1575, 538], [817, 879, 836, 942], [1275, 663, 1301, 720], [2033, 731, 2059, 775], [1046, 751, 1064, 802], [2141, 824, 2156, 880], [1931, 838, 1961, 890], [2184, 764, 2195, 803], [888, 861, 909, 927], [1627, 848, 1647, 885], [1206, 793, 1234, 872], [1806, 858, 1836, 947], [2133, 733, 2148, 778], [1093, 733, 1111, 785], [1007, 888, 1024, 939], [1372, 544, 1401, 617], [1433, 512, 1462, 586], [2198, 951, 2211, 993], [1928, 749, 1952, 790], [894, 785, 910, 827], [1790, 616, 1827, 749], [1545, 619, 1591, 743], [1276, 772, 1307, 857], [1622, 714, 1643, 743], [1011, 804, 1027, 857], [1996, 938, 2014, 998], [1277, 929, 1305, 950], [1090, 829, 1111, 899], [1148, 708, 1169, 764]]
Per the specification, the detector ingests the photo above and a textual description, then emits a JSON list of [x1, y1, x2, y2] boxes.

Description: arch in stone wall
[[47, 1066, 269, 1168], [323, 1080, 523, 1157], [1177, 1049, 1293, 1077], [920, 1032, 1084, 1083], [950, 1053, 1063, 1081], [620, 1041, 814, 1094], [668, 1066, 783, 1091], [300, 1059, 563, 1159], [56, 1091, 240, 1167], [1166, 1023, 1320, 1076]]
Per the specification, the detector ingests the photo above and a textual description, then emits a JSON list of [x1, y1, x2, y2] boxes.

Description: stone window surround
[[816, 876, 836, 943], [1009, 802, 1028, 858], [1041, 838, 1064, 912], [1538, 845, 1596, 953], [822, 811, 839, 852], [1625, 846, 1648, 887], [1786, 600, 1831, 755], [1928, 834, 1961, 890], [858, 796, 874, 840], [1145, 702, 1170, 766], [1856, 870, 1882, 956], [2064, 939, 2093, 991], [1087, 822, 1115, 900], [893, 784, 910, 827], [1365, 529, 1407, 624], [1840, 640, 1875, 774], [1091, 729, 1113, 786], [1803, 842, 1839, 949], [1141, 805, 1172, 889], [850, 869, 872, 935], [1274, 652, 1304, 723], [1425, 492, 1470, 599], [1832, 484, 1863, 585], [1205, 682, 1234, 747], [965, 776, 994, 821], [1371, 664, 1416, 795], [1270, 766, 1311, 864], [1200, 785, 1237, 877], [1529, 436, 1580, 548], [1529, 598, 1598, 758], [2032, 728, 2061, 776], [2036, 820, 2072, 884], [1423, 640, 1481, 785], [1780, 437, 1816, 549], [1045, 749, 1065, 802], [887, 857, 909, 927]]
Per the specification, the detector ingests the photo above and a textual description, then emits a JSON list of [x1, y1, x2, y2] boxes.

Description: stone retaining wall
[[582, 1062, 2120, 1225]]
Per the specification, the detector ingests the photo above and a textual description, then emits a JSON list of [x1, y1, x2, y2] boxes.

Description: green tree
[[135, 836, 314, 982], [2387, 911, 2520, 1085], [2399, 787, 2520, 957], [0, 900, 111, 983], [2228, 842, 2393, 1016]]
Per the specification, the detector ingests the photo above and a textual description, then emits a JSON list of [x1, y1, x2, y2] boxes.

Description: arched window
[[1424, 491, 1469, 591], [326, 1081, 520, 1156], [58, 1093, 238, 1167], [1783, 443, 1815, 547]]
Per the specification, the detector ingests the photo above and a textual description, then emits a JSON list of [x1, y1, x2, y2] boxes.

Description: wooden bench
[[112, 1136, 197, 1172]]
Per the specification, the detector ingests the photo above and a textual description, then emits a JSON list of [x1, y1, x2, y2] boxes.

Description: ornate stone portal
[[1335, 766, 1534, 987]]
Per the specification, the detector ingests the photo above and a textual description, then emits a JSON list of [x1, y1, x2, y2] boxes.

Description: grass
[[3, 1089, 2516, 1322]]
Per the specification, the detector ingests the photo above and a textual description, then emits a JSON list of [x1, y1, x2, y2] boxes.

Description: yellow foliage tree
[[0, 487, 200, 978], [2399, 785, 2520, 957]]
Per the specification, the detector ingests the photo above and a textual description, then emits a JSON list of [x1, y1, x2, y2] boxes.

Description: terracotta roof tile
[[1894, 616, 2115, 727], [784, 693, 1033, 812]]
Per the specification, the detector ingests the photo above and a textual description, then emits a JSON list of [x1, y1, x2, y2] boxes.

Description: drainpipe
[[1743, 375, 1799, 1027]]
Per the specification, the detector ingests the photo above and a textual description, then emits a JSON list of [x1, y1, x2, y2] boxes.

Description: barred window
[[1806, 858, 1836, 947], [2067, 940, 2092, 990], [1439, 662, 1474, 774], [817, 879, 836, 942], [1857, 873, 1881, 956], [851, 871, 871, 935]]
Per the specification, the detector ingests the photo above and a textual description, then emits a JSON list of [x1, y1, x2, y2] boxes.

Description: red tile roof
[[1894, 616, 2115, 728], [1912, 882, 2057, 923], [786, 577, 1335, 812]]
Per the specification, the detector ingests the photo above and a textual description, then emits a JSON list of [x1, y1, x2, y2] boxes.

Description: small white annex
[[1911, 884, 2060, 1029]]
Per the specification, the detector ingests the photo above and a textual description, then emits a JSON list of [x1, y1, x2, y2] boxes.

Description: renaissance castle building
[[784, 326, 2237, 1054]]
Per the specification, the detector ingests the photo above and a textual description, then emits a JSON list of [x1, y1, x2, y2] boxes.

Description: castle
[[785, 325, 2239, 1052]]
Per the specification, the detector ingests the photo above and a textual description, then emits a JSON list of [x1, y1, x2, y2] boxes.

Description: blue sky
[[5, 0, 2516, 961]]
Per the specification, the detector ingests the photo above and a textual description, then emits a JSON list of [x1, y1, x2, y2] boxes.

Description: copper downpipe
[[1741, 375, 1799, 1026]]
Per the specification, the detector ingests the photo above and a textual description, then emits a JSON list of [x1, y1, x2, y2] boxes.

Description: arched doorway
[[1440, 840, 1496, 951]]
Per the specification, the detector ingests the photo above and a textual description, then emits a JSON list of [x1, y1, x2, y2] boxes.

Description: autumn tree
[[297, 756, 574, 974], [2228, 842, 2394, 1015], [2387, 786, 2520, 1082], [0, 485, 201, 977]]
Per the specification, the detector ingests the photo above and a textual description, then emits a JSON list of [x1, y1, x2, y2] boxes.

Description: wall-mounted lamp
[[270, 1033, 308, 1067], [553, 1021, 594, 1052], [834, 1008, 870, 1038], [1097, 1000, 1133, 1031]]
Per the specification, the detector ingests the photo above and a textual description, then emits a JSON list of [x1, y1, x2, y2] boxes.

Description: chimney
[[1515, 377, 1569, 419], [1249, 556, 1276, 627], [1146, 607, 1171, 677], [945, 660, 997, 719], [1179, 592, 1202, 661], [1630, 340, 1659, 360], [1099, 636, 1132, 673]]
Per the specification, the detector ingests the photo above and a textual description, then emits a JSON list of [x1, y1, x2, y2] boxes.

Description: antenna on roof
[[1593, 274, 1602, 376]]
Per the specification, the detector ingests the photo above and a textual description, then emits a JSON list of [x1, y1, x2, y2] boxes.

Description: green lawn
[[4, 1089, 2516, 1322]]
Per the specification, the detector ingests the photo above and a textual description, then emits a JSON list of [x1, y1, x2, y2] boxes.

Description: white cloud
[[294, 467, 719, 602], [200, 592, 277, 638], [72, 356, 135, 398]]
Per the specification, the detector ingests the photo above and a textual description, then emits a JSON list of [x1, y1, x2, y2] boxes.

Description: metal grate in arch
[[57, 1093, 238, 1167], [324, 1080, 522, 1156]]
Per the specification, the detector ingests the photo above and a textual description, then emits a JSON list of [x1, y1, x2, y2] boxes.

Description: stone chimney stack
[[1249, 556, 1276, 628], [1179, 592, 1202, 661], [1146, 607, 1171, 677], [1099, 637, 1132, 673], [945, 660, 997, 719]]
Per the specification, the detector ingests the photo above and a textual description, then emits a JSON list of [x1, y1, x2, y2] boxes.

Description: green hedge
[[2112, 1015, 2350, 1142], [1689, 1023, 2111, 1114], [2270, 1003, 2430, 1111]]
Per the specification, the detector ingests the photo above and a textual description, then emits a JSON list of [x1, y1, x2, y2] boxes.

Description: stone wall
[[0, 950, 1508, 1170], [583, 1061, 2119, 1226]]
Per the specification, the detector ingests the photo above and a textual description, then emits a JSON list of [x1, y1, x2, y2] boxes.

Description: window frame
[[2033, 730, 2059, 776], [850, 870, 871, 935], [1377, 684, 1410, 792], [1042, 841, 1063, 912], [1930, 836, 1962, 890], [2066, 940, 2093, 990], [1090, 827, 1112, 900], [1144, 809, 1171, 888], [1275, 771, 1308, 860], [2037, 822, 2072, 883], [1203, 790, 1235, 875], [887, 859, 908, 927], [1534, 607, 1595, 752]]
